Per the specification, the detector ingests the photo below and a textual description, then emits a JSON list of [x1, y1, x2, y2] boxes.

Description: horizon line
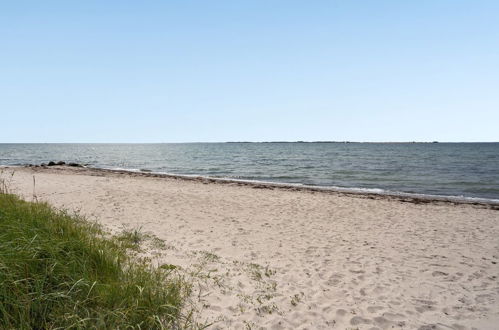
[[1, 141, 499, 144]]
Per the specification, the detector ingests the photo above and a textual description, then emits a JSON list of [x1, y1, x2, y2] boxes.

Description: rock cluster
[[27, 161, 85, 168]]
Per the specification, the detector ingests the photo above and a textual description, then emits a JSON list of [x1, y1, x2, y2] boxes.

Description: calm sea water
[[1, 143, 498, 201]]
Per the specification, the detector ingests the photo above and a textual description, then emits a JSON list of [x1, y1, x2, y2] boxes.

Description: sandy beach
[[3, 166, 499, 329]]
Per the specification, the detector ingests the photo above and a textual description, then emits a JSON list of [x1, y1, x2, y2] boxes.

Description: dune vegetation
[[0, 181, 190, 329]]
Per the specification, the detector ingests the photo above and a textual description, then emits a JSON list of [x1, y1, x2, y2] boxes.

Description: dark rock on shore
[[27, 161, 79, 168], [46, 161, 66, 166], [67, 162, 83, 167]]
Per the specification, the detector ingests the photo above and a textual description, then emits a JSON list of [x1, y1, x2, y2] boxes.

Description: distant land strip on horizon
[[1, 141, 499, 144]]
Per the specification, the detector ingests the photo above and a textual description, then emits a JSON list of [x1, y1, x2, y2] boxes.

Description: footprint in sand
[[335, 309, 348, 317], [367, 306, 384, 313], [373, 316, 395, 328], [415, 304, 436, 313], [431, 270, 449, 277], [350, 316, 372, 325]]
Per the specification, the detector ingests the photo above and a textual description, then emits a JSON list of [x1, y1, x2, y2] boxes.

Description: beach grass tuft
[[0, 184, 191, 329], [115, 226, 146, 251]]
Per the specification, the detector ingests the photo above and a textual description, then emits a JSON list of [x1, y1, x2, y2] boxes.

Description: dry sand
[[3, 166, 499, 329]]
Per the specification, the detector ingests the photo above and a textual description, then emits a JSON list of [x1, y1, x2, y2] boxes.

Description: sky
[[1, 1, 498, 142]]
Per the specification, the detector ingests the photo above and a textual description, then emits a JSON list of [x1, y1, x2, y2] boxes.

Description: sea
[[1, 143, 498, 202]]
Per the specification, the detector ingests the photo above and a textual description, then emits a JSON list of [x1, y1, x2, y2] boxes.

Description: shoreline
[[5, 165, 499, 209], [4, 164, 499, 329]]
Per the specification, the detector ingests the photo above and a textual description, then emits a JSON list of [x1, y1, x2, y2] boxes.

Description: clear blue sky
[[1, 1, 498, 142]]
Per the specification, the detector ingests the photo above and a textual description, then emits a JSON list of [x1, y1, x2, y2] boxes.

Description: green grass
[[114, 227, 146, 251], [0, 188, 191, 329]]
